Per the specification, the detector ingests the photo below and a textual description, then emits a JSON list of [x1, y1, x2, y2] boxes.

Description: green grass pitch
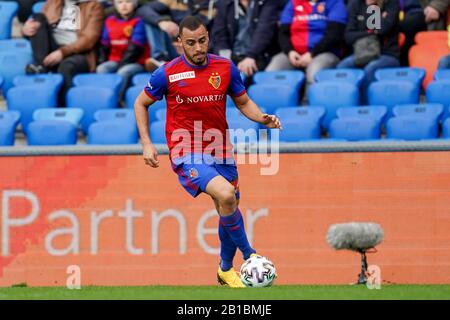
[[0, 285, 450, 300]]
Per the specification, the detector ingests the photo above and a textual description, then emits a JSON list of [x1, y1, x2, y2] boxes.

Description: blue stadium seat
[[336, 105, 387, 123], [442, 118, 450, 138], [386, 117, 438, 140], [0, 1, 18, 40], [0, 110, 20, 146], [125, 85, 142, 108], [314, 68, 365, 87], [368, 80, 420, 119], [0, 39, 32, 52], [248, 84, 299, 114], [275, 106, 325, 123], [392, 104, 443, 121], [307, 81, 359, 129], [66, 86, 118, 133], [0, 75, 3, 90], [150, 120, 166, 144], [88, 120, 138, 145], [253, 71, 305, 91], [226, 107, 260, 133], [131, 72, 152, 86], [27, 120, 78, 145], [226, 95, 236, 107], [155, 108, 166, 121], [274, 117, 322, 142], [329, 118, 381, 141], [0, 51, 33, 92], [434, 69, 450, 81], [6, 85, 57, 131], [73, 73, 123, 92], [426, 80, 450, 119], [227, 119, 259, 144], [13, 74, 64, 90], [33, 108, 83, 126], [125, 85, 166, 121], [94, 109, 135, 122], [374, 67, 426, 90], [32, 1, 45, 13]]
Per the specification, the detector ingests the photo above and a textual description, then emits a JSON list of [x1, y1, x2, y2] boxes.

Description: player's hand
[[22, 19, 40, 37], [158, 20, 179, 38], [288, 50, 302, 68], [143, 143, 160, 168], [424, 6, 440, 23], [238, 57, 258, 77], [261, 114, 282, 129], [298, 52, 312, 68], [43, 50, 63, 67]]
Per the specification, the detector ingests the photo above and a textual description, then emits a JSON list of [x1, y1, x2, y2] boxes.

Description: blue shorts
[[171, 154, 240, 199]]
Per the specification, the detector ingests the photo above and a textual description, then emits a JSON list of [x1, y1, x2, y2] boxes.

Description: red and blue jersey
[[144, 54, 246, 160], [101, 15, 150, 65], [280, 0, 347, 54]]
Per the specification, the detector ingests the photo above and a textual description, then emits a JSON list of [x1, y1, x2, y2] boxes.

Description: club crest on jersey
[[189, 168, 198, 178], [208, 72, 221, 89], [123, 25, 133, 37]]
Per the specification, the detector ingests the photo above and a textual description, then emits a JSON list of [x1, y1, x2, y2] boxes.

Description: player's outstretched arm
[[134, 91, 160, 168], [232, 93, 282, 129]]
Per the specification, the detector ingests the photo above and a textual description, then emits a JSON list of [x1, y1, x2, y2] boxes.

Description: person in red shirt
[[134, 16, 281, 288], [97, 0, 150, 101]]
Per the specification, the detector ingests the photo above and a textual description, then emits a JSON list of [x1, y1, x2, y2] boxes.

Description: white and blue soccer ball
[[240, 255, 276, 288]]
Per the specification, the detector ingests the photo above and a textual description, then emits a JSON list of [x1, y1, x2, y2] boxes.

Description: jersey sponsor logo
[[169, 71, 196, 83], [293, 13, 326, 22], [185, 94, 225, 104], [208, 72, 221, 89], [176, 95, 184, 104]]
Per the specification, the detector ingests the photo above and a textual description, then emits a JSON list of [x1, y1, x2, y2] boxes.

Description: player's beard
[[187, 51, 207, 66]]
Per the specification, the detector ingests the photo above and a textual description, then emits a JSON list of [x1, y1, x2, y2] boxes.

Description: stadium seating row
[[0, 108, 139, 145], [3, 103, 450, 146]]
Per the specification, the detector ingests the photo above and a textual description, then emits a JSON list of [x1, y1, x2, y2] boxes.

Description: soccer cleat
[[217, 267, 246, 288]]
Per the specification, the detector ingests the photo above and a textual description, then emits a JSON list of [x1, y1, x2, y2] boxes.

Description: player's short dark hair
[[178, 16, 206, 36]]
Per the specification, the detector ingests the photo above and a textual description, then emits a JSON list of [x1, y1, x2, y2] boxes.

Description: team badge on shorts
[[189, 168, 199, 178], [208, 72, 221, 89]]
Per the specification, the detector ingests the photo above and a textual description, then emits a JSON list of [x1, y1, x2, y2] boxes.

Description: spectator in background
[[337, 0, 400, 102], [21, 0, 104, 106], [8, 0, 41, 23], [211, 0, 286, 78], [266, 0, 348, 88], [137, 0, 216, 62], [97, 0, 150, 102], [399, 0, 450, 65]]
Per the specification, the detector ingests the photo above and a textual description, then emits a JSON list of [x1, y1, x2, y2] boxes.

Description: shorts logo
[[169, 71, 196, 83], [189, 168, 198, 178], [208, 72, 221, 89], [316, 3, 325, 14]]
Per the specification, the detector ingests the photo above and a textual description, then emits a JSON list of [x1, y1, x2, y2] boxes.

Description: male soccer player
[[134, 16, 282, 288]]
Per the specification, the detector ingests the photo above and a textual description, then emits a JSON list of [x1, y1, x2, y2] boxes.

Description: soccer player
[[134, 16, 282, 288]]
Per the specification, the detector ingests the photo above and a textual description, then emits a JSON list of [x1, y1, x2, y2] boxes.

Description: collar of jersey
[[181, 53, 210, 69]]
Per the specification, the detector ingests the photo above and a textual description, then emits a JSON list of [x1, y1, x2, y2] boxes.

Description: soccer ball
[[239, 255, 276, 287]]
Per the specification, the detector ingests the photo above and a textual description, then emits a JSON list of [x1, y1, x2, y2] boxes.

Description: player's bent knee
[[217, 187, 237, 210]]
